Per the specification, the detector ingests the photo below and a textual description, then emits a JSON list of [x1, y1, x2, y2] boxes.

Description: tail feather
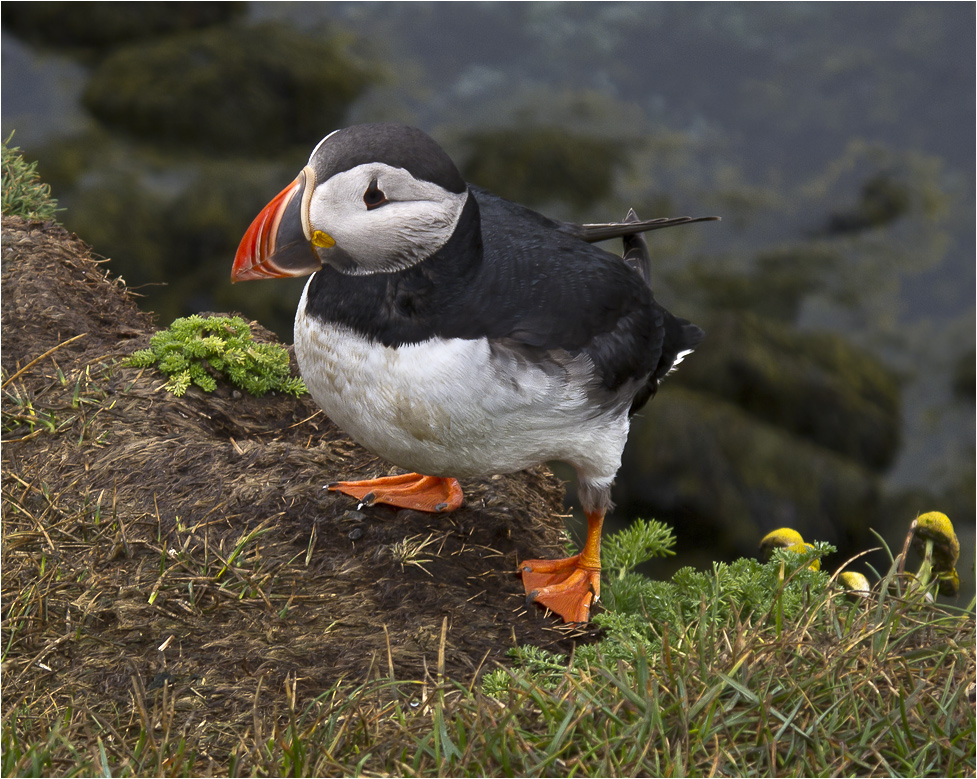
[[577, 214, 720, 244]]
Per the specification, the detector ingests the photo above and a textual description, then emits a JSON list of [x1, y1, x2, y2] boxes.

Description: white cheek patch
[[308, 164, 468, 274]]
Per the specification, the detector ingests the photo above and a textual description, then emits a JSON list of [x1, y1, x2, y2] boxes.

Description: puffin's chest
[[295, 311, 483, 438], [293, 279, 533, 474]]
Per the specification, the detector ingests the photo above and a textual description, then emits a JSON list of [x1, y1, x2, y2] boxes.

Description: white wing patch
[[666, 347, 696, 376]]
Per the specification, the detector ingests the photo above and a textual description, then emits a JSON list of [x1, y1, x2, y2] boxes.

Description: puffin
[[231, 123, 716, 623]]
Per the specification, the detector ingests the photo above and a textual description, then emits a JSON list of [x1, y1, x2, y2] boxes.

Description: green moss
[[621, 387, 881, 556], [1, 2, 244, 56], [676, 311, 901, 470], [824, 171, 912, 234], [29, 133, 306, 338], [684, 244, 843, 323], [83, 22, 377, 154], [460, 126, 633, 211], [126, 315, 306, 398]]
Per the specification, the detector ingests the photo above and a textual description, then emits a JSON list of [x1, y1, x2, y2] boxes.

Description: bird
[[231, 122, 717, 623]]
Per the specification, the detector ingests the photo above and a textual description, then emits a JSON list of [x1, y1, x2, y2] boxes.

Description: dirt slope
[[1, 216, 588, 744]]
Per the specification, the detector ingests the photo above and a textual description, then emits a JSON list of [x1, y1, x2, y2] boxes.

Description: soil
[[1, 216, 592, 741]]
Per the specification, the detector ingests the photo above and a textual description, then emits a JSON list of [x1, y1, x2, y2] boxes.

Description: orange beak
[[231, 168, 324, 282]]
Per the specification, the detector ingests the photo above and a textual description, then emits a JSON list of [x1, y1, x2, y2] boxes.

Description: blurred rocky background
[[3, 2, 973, 598]]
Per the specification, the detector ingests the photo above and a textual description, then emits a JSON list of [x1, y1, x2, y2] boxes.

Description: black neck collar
[[302, 193, 484, 347]]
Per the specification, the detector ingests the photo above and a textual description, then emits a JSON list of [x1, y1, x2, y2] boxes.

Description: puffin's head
[[232, 123, 469, 281]]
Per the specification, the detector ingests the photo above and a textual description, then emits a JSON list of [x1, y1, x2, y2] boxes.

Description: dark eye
[[363, 179, 387, 210]]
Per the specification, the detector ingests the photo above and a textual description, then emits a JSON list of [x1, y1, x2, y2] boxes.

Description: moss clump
[[675, 311, 901, 471], [1, 2, 244, 55], [126, 315, 306, 398], [1, 135, 60, 221], [82, 22, 377, 154], [825, 171, 912, 234], [460, 126, 632, 211]]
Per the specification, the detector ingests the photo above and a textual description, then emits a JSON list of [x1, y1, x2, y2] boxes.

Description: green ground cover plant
[[1, 135, 60, 220], [126, 315, 307, 398]]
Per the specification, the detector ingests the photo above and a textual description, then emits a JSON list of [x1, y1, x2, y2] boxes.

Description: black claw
[[525, 590, 540, 607], [434, 501, 448, 512]]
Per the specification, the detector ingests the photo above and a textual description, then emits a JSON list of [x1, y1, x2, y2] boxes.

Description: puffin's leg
[[520, 510, 603, 623], [328, 473, 463, 513]]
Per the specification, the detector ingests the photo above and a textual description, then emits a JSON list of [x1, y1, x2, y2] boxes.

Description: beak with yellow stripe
[[232, 166, 333, 282]]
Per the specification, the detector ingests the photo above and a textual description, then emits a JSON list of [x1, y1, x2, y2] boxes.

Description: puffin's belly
[[294, 294, 628, 481]]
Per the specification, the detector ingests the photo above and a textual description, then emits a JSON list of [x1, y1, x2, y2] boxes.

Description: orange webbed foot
[[520, 554, 601, 624], [328, 473, 463, 513], [520, 509, 605, 624]]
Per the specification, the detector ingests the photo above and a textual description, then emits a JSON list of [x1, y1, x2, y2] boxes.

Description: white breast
[[293, 279, 629, 486]]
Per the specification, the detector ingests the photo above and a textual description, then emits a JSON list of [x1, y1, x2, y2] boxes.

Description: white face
[[307, 162, 469, 274]]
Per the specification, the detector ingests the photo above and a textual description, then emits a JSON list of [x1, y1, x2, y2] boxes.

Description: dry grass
[[3, 566, 972, 776]]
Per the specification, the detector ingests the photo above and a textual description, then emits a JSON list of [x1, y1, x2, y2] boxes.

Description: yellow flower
[[759, 528, 805, 561], [837, 571, 871, 597], [911, 512, 960, 573]]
